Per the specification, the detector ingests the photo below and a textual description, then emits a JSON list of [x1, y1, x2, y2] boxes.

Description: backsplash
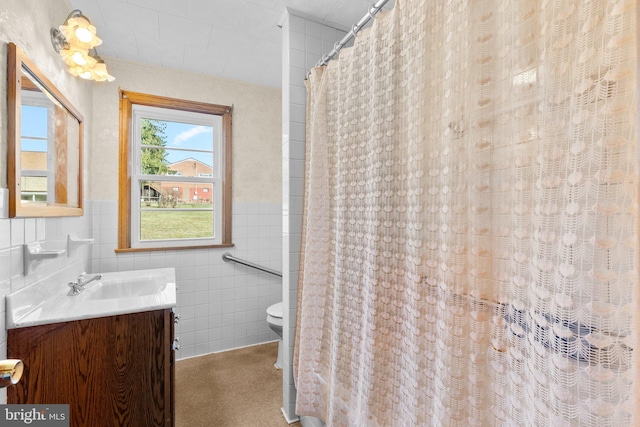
[[0, 210, 93, 403], [90, 200, 283, 359]]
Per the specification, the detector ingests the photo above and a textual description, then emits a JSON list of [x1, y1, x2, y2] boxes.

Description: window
[[20, 94, 54, 203], [118, 91, 232, 251]]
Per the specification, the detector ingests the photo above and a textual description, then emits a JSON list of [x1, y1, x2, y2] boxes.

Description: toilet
[[266, 302, 283, 369]]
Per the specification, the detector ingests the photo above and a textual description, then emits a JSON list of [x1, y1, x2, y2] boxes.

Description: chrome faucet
[[67, 272, 102, 296]]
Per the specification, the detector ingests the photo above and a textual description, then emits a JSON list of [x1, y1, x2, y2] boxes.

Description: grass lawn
[[140, 207, 213, 240]]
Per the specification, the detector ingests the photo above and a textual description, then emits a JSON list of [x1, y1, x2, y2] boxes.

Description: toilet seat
[[267, 302, 283, 319]]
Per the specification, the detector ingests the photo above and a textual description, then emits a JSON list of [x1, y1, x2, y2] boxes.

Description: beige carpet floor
[[175, 342, 302, 427]]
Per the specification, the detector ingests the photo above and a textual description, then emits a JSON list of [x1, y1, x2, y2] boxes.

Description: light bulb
[[71, 51, 87, 65], [79, 70, 92, 80], [75, 27, 93, 43], [59, 15, 102, 49]]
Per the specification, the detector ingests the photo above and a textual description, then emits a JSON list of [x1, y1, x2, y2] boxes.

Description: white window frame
[[130, 104, 223, 249]]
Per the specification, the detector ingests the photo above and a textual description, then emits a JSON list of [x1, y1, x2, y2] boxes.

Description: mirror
[[7, 42, 83, 217]]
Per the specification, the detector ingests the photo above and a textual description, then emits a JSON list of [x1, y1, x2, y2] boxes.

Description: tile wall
[[89, 200, 283, 359], [0, 197, 280, 405], [0, 212, 93, 403], [281, 9, 347, 424]]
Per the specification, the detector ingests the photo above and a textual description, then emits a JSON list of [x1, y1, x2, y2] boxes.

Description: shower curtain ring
[[368, 6, 377, 19]]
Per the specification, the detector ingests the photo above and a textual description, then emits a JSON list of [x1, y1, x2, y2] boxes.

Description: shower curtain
[[295, 0, 638, 426]]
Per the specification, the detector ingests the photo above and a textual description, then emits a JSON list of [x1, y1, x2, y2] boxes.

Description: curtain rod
[[312, 0, 392, 70]]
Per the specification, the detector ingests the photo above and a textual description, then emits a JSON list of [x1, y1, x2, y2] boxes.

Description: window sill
[[115, 243, 234, 253]]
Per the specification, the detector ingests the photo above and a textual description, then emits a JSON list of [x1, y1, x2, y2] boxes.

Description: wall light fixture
[[51, 9, 114, 82]]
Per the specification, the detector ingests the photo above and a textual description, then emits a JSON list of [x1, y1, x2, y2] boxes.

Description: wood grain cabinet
[[7, 309, 175, 427]]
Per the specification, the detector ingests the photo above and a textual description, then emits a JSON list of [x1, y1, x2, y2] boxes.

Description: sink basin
[[6, 261, 176, 329], [84, 275, 168, 300]]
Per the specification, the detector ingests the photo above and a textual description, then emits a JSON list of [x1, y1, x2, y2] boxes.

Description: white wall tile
[[24, 219, 36, 244], [246, 202, 261, 215], [289, 15, 306, 35], [99, 227, 118, 244], [101, 201, 118, 217], [84, 201, 282, 362], [134, 254, 151, 270], [36, 219, 45, 241], [148, 253, 167, 269], [290, 48, 306, 69], [10, 219, 24, 247], [290, 34, 306, 52], [10, 246, 23, 279], [0, 250, 10, 283], [0, 280, 10, 311], [234, 202, 247, 215], [100, 258, 118, 273], [306, 20, 324, 39], [116, 255, 135, 271], [305, 35, 323, 55], [0, 220, 10, 250], [290, 105, 306, 126], [322, 25, 339, 41], [291, 85, 307, 107]]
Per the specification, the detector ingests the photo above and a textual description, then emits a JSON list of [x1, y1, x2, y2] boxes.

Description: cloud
[[173, 125, 212, 145]]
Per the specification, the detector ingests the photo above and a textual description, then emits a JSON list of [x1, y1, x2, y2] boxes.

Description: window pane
[[139, 148, 214, 176], [21, 138, 48, 153], [138, 180, 214, 241], [20, 176, 47, 201], [138, 118, 215, 176], [140, 210, 213, 241], [21, 149, 48, 171], [139, 181, 214, 206], [21, 105, 48, 138]]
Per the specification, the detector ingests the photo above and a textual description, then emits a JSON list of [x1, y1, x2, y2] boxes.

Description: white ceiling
[[67, 0, 394, 88]]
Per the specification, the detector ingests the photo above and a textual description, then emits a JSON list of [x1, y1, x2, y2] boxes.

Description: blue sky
[[21, 105, 48, 151], [155, 120, 214, 167]]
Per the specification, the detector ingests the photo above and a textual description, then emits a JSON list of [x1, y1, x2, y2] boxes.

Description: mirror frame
[[7, 42, 84, 217]]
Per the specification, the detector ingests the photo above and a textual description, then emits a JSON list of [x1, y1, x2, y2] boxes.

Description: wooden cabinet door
[[8, 309, 173, 427]]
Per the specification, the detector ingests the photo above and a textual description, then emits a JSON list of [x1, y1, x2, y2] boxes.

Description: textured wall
[[0, 0, 94, 404], [89, 57, 282, 203], [87, 45, 284, 360], [0, 0, 93, 189]]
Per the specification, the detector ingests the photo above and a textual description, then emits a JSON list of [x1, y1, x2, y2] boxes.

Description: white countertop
[[6, 263, 176, 329]]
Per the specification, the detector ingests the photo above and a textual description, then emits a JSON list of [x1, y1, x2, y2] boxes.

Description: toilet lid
[[267, 302, 283, 318]]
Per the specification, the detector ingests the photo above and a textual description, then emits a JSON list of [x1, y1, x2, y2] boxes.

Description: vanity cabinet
[[7, 309, 175, 427]]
